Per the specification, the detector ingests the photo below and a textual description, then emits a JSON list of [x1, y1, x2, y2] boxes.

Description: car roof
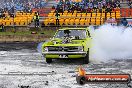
[[59, 28, 87, 30]]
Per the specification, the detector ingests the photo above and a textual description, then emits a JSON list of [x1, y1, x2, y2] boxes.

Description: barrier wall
[[120, 8, 132, 17]]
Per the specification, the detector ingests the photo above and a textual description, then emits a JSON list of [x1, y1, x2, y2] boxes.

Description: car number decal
[[59, 55, 68, 58]]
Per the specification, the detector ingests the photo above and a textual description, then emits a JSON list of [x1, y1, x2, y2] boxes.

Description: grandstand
[[0, 11, 34, 26], [43, 0, 132, 26], [0, 0, 131, 27]]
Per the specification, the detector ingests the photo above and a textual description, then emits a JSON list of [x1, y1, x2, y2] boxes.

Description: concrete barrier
[[0, 35, 50, 42]]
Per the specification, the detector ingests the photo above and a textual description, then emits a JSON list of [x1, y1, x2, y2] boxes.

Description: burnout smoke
[[37, 42, 44, 54], [90, 24, 132, 62]]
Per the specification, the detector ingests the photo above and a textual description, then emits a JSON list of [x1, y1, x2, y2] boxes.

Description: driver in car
[[63, 30, 71, 43]]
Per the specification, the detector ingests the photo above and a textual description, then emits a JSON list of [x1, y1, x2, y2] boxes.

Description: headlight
[[78, 46, 83, 51], [44, 47, 48, 52]]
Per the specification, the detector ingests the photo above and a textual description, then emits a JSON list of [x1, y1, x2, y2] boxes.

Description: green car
[[42, 28, 91, 64]]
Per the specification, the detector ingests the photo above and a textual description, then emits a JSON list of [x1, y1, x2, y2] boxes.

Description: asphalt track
[[0, 42, 132, 88]]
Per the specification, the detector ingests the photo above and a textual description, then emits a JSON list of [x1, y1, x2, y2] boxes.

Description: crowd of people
[[0, 0, 47, 14], [54, 0, 131, 13], [0, 0, 48, 19]]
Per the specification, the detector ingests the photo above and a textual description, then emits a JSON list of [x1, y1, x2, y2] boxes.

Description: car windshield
[[55, 29, 86, 39]]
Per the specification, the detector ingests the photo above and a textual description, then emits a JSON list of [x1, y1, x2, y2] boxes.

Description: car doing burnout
[[42, 28, 91, 64]]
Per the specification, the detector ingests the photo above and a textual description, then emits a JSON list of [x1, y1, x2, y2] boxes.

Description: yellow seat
[[67, 13, 72, 15], [2, 21, 6, 25], [28, 17, 33, 23], [111, 13, 115, 18], [106, 13, 111, 19], [82, 14, 86, 19], [77, 14, 81, 17], [81, 13, 86, 15], [90, 18, 95, 25], [80, 19, 85, 25], [67, 14, 72, 18], [0, 19, 4, 25], [10, 21, 13, 25], [72, 14, 76, 18], [85, 19, 90, 25], [63, 12, 68, 15], [116, 13, 121, 18], [73, 13, 76, 15], [96, 18, 101, 25], [49, 13, 54, 15], [100, 18, 104, 24], [96, 13, 101, 17], [5, 20, 11, 26], [49, 19, 55, 25], [87, 13, 91, 19], [69, 19, 75, 25], [101, 13, 105, 18], [92, 13, 96, 17], [59, 19, 64, 26], [74, 10, 77, 13], [75, 19, 80, 25], [20, 20, 25, 26], [44, 19, 50, 26], [15, 20, 20, 26], [65, 19, 70, 25], [18, 13, 22, 15], [23, 13, 27, 15], [51, 10, 55, 13], [62, 14, 67, 18], [27, 13, 31, 15], [24, 21, 28, 25], [64, 10, 68, 13], [48, 14, 53, 17], [59, 14, 62, 17]]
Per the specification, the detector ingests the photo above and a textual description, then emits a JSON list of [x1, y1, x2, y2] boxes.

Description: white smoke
[[89, 24, 132, 62]]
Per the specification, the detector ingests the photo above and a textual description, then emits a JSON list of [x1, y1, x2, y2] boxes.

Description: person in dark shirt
[[34, 12, 40, 27], [120, 18, 128, 27], [55, 11, 60, 26], [87, 6, 92, 13], [0, 23, 4, 32]]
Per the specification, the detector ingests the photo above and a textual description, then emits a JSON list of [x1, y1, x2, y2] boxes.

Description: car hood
[[46, 38, 85, 46]]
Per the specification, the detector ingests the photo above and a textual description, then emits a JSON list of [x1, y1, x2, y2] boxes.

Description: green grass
[[0, 29, 56, 37]]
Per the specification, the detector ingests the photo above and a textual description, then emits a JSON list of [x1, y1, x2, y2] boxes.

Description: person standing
[[121, 18, 128, 27], [0, 23, 4, 32], [55, 11, 60, 26], [34, 12, 40, 27]]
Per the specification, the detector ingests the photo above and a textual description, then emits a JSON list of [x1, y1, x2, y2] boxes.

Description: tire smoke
[[90, 24, 132, 62]]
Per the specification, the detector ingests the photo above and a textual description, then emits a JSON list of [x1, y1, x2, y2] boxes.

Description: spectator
[[128, 0, 131, 8], [52, 5, 55, 9], [87, 7, 92, 13], [121, 18, 128, 27], [105, 3, 112, 13], [34, 12, 40, 28], [0, 23, 4, 32], [55, 11, 60, 26]]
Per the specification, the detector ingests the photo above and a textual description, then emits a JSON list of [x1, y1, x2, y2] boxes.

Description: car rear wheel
[[46, 58, 52, 63], [83, 49, 89, 64]]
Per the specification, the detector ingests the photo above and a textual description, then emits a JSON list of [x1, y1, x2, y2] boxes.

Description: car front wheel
[[83, 49, 89, 64], [46, 58, 52, 63]]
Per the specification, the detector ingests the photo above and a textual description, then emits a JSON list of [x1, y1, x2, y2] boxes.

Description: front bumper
[[42, 51, 87, 55]]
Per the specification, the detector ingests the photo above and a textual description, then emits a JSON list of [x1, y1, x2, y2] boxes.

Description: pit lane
[[0, 42, 131, 88]]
